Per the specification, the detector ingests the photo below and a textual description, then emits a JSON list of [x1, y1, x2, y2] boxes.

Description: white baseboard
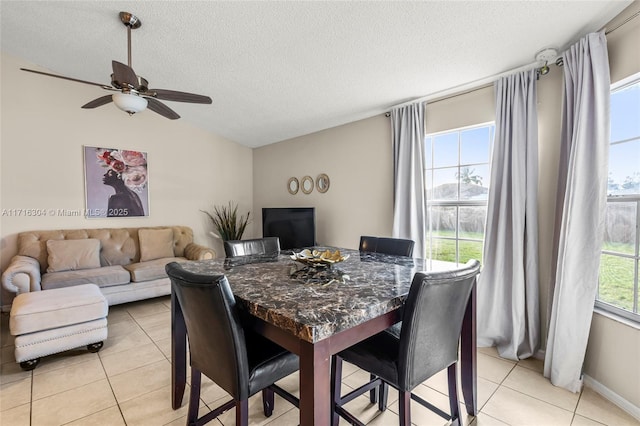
[[583, 374, 640, 421], [534, 349, 545, 360]]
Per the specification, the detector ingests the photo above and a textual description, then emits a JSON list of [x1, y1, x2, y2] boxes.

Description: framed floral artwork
[[84, 146, 149, 218]]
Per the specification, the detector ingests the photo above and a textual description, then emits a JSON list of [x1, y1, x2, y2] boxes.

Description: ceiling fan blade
[[112, 60, 139, 89], [146, 88, 212, 104], [20, 68, 112, 89], [81, 95, 114, 109], [146, 98, 180, 120]]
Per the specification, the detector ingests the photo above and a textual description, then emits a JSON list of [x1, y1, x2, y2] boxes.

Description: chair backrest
[[224, 237, 280, 258], [397, 260, 480, 391], [166, 262, 251, 400], [359, 235, 415, 257]]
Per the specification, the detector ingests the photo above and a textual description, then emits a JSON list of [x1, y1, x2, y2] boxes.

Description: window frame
[[424, 122, 495, 264], [596, 72, 640, 323]]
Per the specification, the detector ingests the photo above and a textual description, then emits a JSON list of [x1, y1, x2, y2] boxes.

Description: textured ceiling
[[1, 1, 633, 148]]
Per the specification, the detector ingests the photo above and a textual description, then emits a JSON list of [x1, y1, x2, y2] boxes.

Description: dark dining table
[[171, 248, 477, 426]]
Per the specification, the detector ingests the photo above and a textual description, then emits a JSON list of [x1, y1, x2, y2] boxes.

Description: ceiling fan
[[20, 11, 212, 120]]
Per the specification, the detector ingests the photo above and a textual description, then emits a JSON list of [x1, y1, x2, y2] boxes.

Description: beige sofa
[[2, 226, 215, 306]]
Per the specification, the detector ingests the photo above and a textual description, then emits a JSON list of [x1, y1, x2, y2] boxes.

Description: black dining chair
[[166, 262, 299, 426], [224, 237, 280, 258], [330, 260, 480, 426], [359, 235, 416, 405], [359, 235, 415, 257]]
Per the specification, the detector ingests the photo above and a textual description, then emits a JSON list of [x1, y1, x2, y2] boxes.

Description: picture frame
[[83, 146, 149, 218]]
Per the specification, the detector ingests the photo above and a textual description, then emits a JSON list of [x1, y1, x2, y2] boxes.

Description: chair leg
[[330, 355, 343, 426], [262, 388, 275, 417], [236, 399, 249, 426], [447, 364, 461, 426], [188, 368, 202, 426], [369, 373, 378, 403], [378, 381, 389, 411], [398, 390, 411, 426]]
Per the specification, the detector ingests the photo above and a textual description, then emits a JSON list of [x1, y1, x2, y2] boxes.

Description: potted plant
[[201, 202, 251, 241]]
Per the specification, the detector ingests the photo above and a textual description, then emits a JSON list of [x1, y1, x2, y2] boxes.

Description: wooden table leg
[[460, 282, 477, 415], [299, 339, 331, 426], [171, 290, 187, 409]]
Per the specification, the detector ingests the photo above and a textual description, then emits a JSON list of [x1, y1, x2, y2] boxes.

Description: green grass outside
[[599, 254, 637, 311], [427, 230, 483, 264], [427, 232, 638, 313]]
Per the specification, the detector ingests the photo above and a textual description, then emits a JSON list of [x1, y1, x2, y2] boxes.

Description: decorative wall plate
[[287, 177, 299, 194], [301, 175, 314, 194], [316, 173, 330, 193]]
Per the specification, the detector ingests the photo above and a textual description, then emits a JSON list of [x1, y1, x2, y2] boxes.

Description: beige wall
[[0, 53, 254, 304], [536, 66, 564, 348], [253, 115, 393, 249], [425, 85, 495, 134]]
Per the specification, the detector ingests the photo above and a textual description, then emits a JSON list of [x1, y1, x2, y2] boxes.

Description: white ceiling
[[1, 1, 633, 148]]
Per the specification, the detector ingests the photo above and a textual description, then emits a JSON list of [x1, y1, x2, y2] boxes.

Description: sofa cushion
[[139, 228, 175, 262], [124, 257, 187, 282], [46, 239, 101, 273], [42, 265, 130, 290]]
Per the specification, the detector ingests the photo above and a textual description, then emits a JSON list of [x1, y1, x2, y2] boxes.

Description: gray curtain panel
[[544, 31, 610, 393], [391, 103, 426, 258], [477, 69, 540, 360]]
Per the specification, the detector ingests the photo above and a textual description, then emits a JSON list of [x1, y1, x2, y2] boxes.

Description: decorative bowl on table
[[290, 249, 349, 267]]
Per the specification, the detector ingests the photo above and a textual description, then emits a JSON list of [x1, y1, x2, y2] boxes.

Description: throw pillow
[[46, 239, 101, 273], [139, 228, 175, 262]]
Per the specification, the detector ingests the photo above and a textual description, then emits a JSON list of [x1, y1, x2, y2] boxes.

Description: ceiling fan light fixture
[[112, 92, 147, 115]]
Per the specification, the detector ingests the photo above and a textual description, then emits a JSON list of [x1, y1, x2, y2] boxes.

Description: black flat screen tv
[[262, 207, 316, 250]]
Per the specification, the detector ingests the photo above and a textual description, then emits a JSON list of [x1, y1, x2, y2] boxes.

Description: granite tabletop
[[179, 247, 457, 343]]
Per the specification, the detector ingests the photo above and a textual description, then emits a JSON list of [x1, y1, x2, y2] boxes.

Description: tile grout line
[[97, 342, 129, 426]]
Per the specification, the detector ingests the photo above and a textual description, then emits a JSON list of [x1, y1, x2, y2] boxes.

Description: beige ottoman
[[9, 284, 108, 370]]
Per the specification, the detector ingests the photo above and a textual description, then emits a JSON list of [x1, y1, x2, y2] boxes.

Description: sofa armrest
[[2, 255, 42, 294], [183, 243, 216, 261]]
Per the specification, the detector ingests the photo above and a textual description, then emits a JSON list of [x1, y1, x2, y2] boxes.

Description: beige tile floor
[[1, 296, 638, 426]]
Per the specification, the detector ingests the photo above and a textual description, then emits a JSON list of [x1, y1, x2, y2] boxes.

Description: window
[[424, 123, 494, 264], [598, 72, 640, 322]]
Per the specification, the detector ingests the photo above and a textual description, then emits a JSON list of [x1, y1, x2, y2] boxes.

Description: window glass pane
[[459, 206, 486, 240], [608, 140, 640, 196], [611, 82, 640, 142], [432, 133, 458, 168], [460, 126, 491, 165], [604, 203, 637, 255], [425, 137, 433, 169], [490, 126, 495, 150], [425, 169, 433, 200], [431, 167, 458, 200], [429, 206, 456, 237], [459, 240, 484, 264], [459, 164, 490, 200], [431, 238, 457, 263], [426, 123, 494, 266], [599, 254, 636, 311]]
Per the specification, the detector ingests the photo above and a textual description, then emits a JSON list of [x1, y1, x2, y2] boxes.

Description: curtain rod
[[605, 8, 640, 35], [388, 60, 539, 111], [388, 8, 639, 113], [420, 82, 493, 106]]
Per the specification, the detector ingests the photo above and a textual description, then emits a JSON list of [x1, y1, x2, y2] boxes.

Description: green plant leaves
[[201, 202, 251, 241]]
